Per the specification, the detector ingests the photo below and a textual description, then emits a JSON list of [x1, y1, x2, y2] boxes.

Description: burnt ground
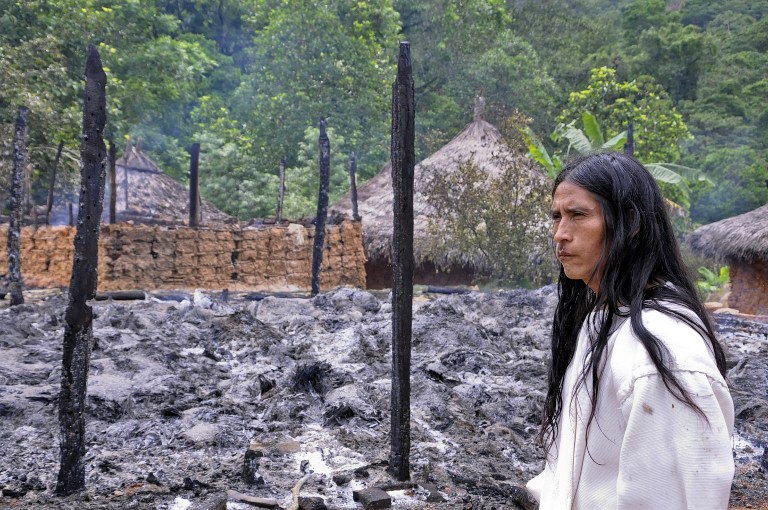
[[0, 286, 766, 509]]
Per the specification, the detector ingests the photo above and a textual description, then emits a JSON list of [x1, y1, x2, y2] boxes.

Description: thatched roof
[[330, 111, 547, 268], [688, 203, 768, 263], [106, 140, 235, 226]]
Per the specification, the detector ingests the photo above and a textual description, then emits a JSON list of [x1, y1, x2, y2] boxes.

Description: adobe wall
[[0, 222, 366, 293], [728, 260, 768, 316]]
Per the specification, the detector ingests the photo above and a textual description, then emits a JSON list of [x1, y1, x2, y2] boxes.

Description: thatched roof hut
[[46, 140, 235, 227], [331, 101, 547, 288], [688, 203, 768, 315], [107, 140, 235, 226]]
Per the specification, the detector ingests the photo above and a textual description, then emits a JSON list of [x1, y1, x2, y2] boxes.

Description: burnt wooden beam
[[46, 140, 64, 225], [108, 140, 116, 224], [189, 142, 200, 228], [349, 152, 361, 221], [56, 45, 107, 496], [624, 123, 634, 156], [388, 41, 415, 482], [8, 106, 29, 306], [311, 119, 331, 297], [276, 158, 286, 223]]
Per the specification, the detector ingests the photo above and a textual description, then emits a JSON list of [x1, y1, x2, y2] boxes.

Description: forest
[[1, 0, 766, 226]]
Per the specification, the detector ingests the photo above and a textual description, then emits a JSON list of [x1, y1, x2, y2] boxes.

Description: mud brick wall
[[0, 222, 366, 292], [728, 260, 768, 316]]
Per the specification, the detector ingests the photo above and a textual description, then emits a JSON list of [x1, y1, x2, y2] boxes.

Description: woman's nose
[[553, 220, 570, 243]]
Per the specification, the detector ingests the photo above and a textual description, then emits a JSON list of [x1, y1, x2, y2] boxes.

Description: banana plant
[[524, 112, 713, 200]]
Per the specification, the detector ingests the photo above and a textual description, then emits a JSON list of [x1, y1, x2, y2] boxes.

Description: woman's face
[[551, 181, 606, 292]]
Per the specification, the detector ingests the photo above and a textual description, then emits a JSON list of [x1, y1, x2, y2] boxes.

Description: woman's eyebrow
[[555, 204, 593, 215]]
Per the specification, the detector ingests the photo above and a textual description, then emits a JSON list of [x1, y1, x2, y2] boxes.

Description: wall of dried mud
[[729, 261, 768, 315], [0, 222, 366, 292]]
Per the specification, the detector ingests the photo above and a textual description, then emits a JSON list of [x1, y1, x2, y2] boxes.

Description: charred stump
[[349, 152, 361, 221], [8, 106, 29, 306], [624, 123, 634, 156], [189, 143, 200, 228], [108, 140, 116, 224], [56, 46, 107, 496], [276, 158, 286, 223], [46, 140, 64, 225], [388, 41, 415, 481], [311, 120, 331, 297]]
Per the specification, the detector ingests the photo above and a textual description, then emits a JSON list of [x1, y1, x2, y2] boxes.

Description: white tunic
[[527, 307, 734, 509]]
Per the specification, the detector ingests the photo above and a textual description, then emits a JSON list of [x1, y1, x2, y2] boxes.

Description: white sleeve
[[616, 371, 734, 510], [526, 470, 545, 502]]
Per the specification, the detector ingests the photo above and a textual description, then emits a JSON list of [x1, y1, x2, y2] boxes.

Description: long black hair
[[537, 152, 727, 452]]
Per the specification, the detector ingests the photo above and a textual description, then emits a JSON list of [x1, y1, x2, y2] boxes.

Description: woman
[[527, 152, 734, 509]]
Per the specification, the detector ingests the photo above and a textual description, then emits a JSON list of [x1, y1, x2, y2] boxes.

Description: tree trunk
[[311, 120, 331, 297], [56, 45, 107, 496], [276, 158, 286, 223], [8, 106, 29, 306], [349, 152, 361, 221], [109, 140, 116, 224], [46, 140, 65, 225], [388, 41, 415, 482], [189, 143, 200, 228]]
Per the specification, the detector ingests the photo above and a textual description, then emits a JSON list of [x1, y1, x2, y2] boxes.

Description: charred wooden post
[[624, 123, 634, 156], [24, 159, 33, 219], [8, 106, 29, 306], [349, 152, 361, 221], [311, 119, 331, 297], [108, 140, 116, 224], [276, 158, 286, 223], [388, 41, 415, 482], [189, 142, 200, 228], [46, 140, 65, 225], [56, 46, 107, 496], [68, 203, 74, 227]]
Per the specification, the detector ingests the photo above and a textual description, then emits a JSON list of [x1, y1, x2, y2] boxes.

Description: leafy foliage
[[422, 157, 556, 287], [1, 0, 765, 235], [558, 67, 691, 163], [282, 126, 350, 221], [696, 266, 730, 302]]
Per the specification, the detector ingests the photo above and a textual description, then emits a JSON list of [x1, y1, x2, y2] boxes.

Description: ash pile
[[1, 287, 766, 509]]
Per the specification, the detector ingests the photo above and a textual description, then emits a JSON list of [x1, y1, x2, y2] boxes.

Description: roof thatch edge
[[688, 204, 768, 263]]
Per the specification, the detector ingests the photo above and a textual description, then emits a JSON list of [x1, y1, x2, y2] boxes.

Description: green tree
[[689, 147, 768, 224], [395, 0, 560, 155], [228, 0, 399, 185], [525, 111, 709, 207], [0, 0, 224, 205], [423, 156, 556, 287], [507, 0, 623, 94], [282, 126, 349, 220], [192, 95, 276, 219], [559, 66, 691, 163]]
